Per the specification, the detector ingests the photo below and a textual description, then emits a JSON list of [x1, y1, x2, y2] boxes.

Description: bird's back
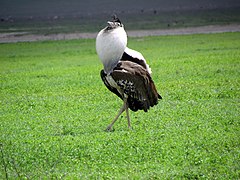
[[101, 61, 161, 112]]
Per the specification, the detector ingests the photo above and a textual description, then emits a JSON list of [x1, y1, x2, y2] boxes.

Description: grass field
[[0, 32, 239, 179]]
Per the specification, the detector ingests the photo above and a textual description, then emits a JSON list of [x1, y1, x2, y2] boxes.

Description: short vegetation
[[0, 32, 239, 179]]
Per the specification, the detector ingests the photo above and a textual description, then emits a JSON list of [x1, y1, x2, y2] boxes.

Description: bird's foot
[[128, 126, 133, 130], [105, 125, 114, 132]]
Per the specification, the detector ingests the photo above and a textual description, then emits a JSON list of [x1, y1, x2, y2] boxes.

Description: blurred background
[[0, 0, 240, 34]]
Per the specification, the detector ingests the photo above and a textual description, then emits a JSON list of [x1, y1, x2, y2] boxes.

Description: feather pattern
[[101, 61, 161, 112], [121, 47, 152, 74]]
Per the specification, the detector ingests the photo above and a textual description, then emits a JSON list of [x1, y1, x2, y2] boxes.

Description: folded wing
[[101, 61, 161, 112]]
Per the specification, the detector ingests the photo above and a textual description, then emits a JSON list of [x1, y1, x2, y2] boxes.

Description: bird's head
[[105, 15, 123, 31]]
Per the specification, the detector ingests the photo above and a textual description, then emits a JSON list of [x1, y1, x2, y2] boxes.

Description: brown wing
[[121, 52, 148, 70], [100, 70, 123, 100], [112, 61, 161, 112]]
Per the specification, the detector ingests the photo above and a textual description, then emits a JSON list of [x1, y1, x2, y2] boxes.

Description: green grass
[[0, 32, 240, 179]]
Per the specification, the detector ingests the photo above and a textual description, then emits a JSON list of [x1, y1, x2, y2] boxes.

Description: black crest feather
[[112, 14, 121, 24]]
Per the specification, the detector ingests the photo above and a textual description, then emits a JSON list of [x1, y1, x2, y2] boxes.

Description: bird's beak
[[107, 21, 114, 28]]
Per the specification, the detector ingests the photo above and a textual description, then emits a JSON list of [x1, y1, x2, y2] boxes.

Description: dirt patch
[[0, 24, 239, 43]]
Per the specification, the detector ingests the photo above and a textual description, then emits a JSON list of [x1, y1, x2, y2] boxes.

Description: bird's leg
[[105, 103, 125, 131], [125, 106, 132, 129], [123, 99, 131, 129]]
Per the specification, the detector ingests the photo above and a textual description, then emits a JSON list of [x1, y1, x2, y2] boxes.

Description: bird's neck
[[96, 27, 127, 74]]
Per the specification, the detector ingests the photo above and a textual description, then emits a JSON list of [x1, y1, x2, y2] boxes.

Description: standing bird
[[96, 16, 162, 131]]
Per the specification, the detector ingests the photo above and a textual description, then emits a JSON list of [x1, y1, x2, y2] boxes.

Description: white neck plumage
[[96, 25, 127, 74]]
